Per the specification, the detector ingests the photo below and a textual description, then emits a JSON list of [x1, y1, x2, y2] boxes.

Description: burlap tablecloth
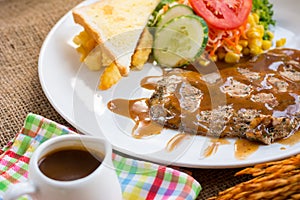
[[0, 0, 252, 199]]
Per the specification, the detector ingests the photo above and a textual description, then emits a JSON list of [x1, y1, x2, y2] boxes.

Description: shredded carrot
[[206, 22, 249, 57], [209, 41, 221, 57], [233, 30, 240, 45], [223, 37, 236, 47], [239, 22, 248, 39]]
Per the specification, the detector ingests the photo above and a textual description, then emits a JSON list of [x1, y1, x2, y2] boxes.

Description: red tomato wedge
[[189, 0, 252, 30]]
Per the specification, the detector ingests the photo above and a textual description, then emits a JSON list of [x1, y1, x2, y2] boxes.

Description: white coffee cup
[[3, 135, 123, 200]]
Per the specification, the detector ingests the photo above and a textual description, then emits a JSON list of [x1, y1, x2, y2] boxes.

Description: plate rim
[[38, 0, 300, 168]]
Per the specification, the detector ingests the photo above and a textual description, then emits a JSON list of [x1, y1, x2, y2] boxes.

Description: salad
[[149, 0, 284, 66]]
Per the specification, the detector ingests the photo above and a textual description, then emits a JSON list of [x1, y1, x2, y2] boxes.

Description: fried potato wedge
[[98, 62, 122, 90], [75, 28, 153, 90], [131, 28, 153, 70], [73, 30, 96, 62]]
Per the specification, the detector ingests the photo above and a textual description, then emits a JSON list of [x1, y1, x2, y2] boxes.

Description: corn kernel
[[248, 38, 263, 49], [256, 25, 265, 35], [198, 57, 210, 66], [246, 28, 262, 39], [236, 44, 243, 53], [266, 31, 274, 40], [276, 38, 286, 47], [247, 14, 256, 26], [210, 55, 218, 62], [242, 47, 250, 56], [252, 13, 260, 24], [225, 52, 240, 63], [238, 40, 248, 48], [250, 46, 263, 55], [262, 40, 272, 50]]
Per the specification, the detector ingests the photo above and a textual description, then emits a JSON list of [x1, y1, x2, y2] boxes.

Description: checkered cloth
[[0, 113, 201, 200]]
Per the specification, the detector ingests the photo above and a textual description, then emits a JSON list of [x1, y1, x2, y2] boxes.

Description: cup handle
[[3, 181, 36, 200]]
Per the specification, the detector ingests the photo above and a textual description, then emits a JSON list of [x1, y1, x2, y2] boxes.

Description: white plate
[[39, 0, 300, 168]]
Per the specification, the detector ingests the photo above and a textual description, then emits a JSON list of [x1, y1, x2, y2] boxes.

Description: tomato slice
[[189, 0, 252, 30]]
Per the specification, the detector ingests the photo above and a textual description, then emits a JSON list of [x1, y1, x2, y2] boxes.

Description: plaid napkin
[[0, 113, 201, 200]]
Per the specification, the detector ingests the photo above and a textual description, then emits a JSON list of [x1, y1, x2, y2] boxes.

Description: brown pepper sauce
[[234, 139, 260, 160], [107, 48, 300, 158], [277, 131, 300, 146], [107, 98, 163, 139], [38, 148, 101, 181], [203, 138, 231, 158]]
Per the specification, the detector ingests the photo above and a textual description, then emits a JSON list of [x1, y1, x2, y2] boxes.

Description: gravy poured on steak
[[108, 48, 300, 144]]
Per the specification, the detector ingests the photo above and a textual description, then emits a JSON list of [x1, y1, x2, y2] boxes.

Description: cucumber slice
[[157, 4, 194, 28], [153, 15, 208, 68], [148, 0, 178, 27]]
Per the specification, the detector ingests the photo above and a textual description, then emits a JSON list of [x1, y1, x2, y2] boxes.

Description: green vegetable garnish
[[252, 0, 276, 40]]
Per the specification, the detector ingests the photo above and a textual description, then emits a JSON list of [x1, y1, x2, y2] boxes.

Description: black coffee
[[38, 148, 101, 181]]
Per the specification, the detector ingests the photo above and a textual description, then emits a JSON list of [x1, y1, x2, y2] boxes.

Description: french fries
[[98, 62, 122, 90], [73, 30, 96, 62], [73, 30, 113, 71], [74, 28, 153, 90], [131, 28, 153, 70]]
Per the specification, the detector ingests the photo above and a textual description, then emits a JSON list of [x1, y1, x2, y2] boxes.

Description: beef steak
[[149, 49, 300, 144]]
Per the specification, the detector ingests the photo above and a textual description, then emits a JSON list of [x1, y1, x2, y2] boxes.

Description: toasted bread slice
[[98, 28, 153, 90], [72, 0, 160, 76]]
